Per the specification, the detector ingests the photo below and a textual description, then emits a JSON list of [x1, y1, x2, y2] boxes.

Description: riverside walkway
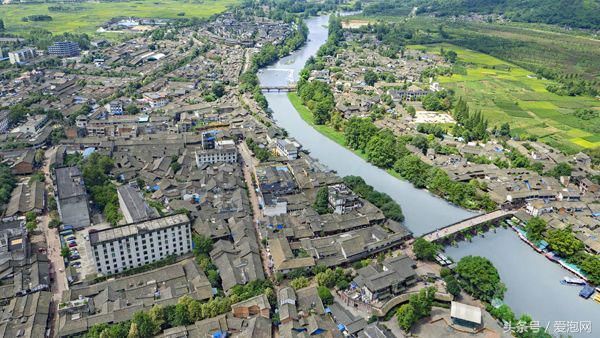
[[422, 209, 516, 242]]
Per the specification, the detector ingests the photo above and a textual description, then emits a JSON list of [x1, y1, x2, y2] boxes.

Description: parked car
[[65, 235, 76, 241], [71, 262, 82, 268], [70, 255, 80, 261], [68, 242, 77, 248]]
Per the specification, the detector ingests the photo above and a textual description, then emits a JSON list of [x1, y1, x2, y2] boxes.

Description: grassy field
[[409, 43, 600, 153], [0, 0, 238, 35]]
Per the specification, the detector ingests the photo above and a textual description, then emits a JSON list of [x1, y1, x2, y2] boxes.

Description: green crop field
[[409, 43, 600, 153], [0, 0, 239, 35]]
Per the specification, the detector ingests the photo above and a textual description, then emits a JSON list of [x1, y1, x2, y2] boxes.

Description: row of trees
[[344, 118, 495, 211], [80, 153, 122, 226], [0, 163, 16, 209], [86, 279, 275, 338], [296, 79, 335, 124], [524, 217, 600, 284], [452, 97, 489, 142]]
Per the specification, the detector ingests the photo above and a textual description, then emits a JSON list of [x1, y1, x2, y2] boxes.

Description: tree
[[546, 162, 572, 179], [444, 275, 461, 297], [455, 255, 505, 301], [406, 105, 416, 117], [0, 19, 4, 31], [313, 187, 330, 214], [317, 286, 333, 305], [148, 305, 165, 330], [314, 100, 332, 125], [290, 276, 310, 290], [26, 221, 37, 232], [409, 287, 436, 318], [498, 122, 511, 137], [127, 322, 139, 338], [364, 69, 378, 86], [546, 228, 583, 257], [412, 238, 439, 261], [61, 247, 70, 258], [131, 311, 159, 337], [193, 234, 213, 256], [212, 82, 225, 98], [524, 217, 546, 242], [396, 303, 417, 331], [366, 129, 397, 168], [124, 104, 140, 115]]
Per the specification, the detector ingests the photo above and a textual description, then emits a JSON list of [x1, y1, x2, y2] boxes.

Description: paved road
[[238, 143, 272, 277], [41, 147, 67, 336]]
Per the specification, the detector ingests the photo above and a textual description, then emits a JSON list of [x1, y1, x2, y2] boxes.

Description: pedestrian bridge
[[422, 209, 516, 242], [260, 84, 297, 92]]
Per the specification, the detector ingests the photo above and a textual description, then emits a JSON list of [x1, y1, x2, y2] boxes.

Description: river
[[257, 14, 599, 335]]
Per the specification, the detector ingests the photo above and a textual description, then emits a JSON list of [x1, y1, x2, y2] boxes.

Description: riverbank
[[288, 92, 347, 146]]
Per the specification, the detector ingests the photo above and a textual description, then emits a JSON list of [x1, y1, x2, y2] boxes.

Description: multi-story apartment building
[[8, 48, 36, 64], [48, 41, 80, 57], [195, 139, 238, 166], [89, 214, 192, 275], [0, 111, 9, 133]]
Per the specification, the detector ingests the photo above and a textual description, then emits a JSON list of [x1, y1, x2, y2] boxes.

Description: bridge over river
[[422, 209, 516, 242], [260, 84, 297, 92]]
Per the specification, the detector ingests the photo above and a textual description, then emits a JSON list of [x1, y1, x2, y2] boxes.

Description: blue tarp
[[82, 147, 96, 158], [337, 324, 346, 331]]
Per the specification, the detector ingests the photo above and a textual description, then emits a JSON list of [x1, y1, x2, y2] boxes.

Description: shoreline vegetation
[[288, 16, 495, 212]]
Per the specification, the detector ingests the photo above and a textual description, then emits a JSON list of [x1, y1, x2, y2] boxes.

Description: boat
[[562, 276, 586, 285], [545, 252, 559, 262], [579, 285, 595, 299]]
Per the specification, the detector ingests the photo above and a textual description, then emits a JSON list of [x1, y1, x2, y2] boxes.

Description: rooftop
[[89, 213, 189, 245]]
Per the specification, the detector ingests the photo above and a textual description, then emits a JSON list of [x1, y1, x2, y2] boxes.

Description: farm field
[[0, 0, 239, 35], [409, 43, 600, 153]]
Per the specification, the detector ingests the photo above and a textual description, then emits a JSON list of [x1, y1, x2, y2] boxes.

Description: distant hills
[[365, 0, 600, 30]]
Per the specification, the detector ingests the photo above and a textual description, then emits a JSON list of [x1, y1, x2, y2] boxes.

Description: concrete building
[[55, 166, 91, 228], [89, 214, 192, 275], [328, 184, 362, 214], [275, 138, 300, 160], [75, 115, 88, 129], [195, 139, 238, 166], [0, 110, 9, 133], [117, 185, 157, 224], [8, 48, 36, 64], [105, 100, 124, 115], [48, 41, 80, 57], [450, 301, 483, 330]]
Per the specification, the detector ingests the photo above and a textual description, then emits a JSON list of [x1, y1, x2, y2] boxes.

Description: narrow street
[[238, 142, 272, 278], [41, 147, 68, 337]]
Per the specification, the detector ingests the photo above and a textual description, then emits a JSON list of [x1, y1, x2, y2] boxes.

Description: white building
[[195, 139, 238, 166], [104, 101, 123, 115], [0, 111, 9, 133], [8, 48, 36, 65], [89, 214, 192, 275], [143, 92, 169, 108], [275, 138, 300, 160]]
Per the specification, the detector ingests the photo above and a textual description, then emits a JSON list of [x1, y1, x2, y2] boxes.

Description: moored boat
[[579, 285, 595, 299], [562, 276, 586, 285]]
